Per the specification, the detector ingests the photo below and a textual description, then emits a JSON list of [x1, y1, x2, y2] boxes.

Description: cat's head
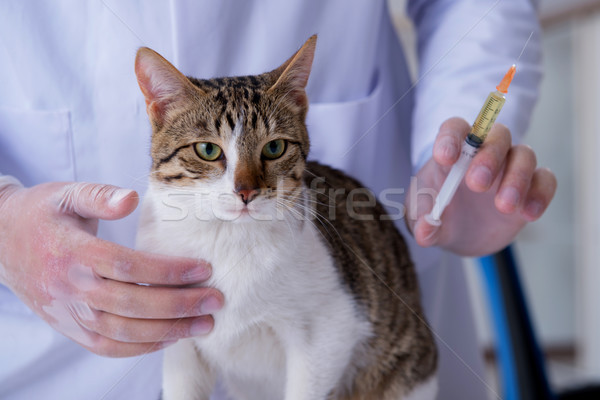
[[135, 36, 316, 222]]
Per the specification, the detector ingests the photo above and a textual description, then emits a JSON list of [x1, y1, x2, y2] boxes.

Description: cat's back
[[304, 161, 437, 398]]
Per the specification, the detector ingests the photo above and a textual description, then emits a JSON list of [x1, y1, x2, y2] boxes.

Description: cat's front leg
[[282, 328, 357, 400], [162, 338, 216, 400], [283, 344, 351, 400], [283, 345, 328, 400]]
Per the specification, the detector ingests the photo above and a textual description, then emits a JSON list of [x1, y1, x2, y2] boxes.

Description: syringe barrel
[[469, 90, 506, 143], [428, 140, 479, 222]]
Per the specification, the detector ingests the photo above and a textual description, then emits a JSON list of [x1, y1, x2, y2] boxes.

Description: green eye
[[261, 139, 286, 160], [194, 142, 223, 161]]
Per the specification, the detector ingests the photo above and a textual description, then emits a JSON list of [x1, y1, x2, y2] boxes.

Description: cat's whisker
[[276, 193, 329, 208], [276, 199, 312, 228], [275, 195, 314, 223], [274, 199, 304, 222], [301, 181, 341, 204], [275, 194, 341, 245], [293, 197, 347, 245], [277, 198, 338, 246], [276, 192, 328, 221], [277, 187, 338, 216], [274, 201, 300, 246]]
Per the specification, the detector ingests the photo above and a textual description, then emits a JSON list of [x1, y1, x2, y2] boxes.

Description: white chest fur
[[136, 186, 372, 400]]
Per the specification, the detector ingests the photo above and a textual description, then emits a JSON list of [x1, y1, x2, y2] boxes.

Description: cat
[[135, 35, 437, 400]]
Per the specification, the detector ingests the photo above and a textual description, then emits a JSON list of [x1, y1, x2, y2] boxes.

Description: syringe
[[424, 64, 516, 226]]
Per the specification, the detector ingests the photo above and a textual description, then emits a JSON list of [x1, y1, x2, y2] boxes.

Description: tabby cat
[[135, 35, 437, 400]]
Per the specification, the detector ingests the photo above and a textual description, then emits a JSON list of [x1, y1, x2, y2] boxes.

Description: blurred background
[[389, 0, 600, 396]]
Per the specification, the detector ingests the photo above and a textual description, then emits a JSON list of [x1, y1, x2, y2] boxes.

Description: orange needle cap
[[496, 64, 516, 94]]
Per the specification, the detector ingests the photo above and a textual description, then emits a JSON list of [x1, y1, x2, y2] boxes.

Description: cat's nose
[[235, 188, 259, 205]]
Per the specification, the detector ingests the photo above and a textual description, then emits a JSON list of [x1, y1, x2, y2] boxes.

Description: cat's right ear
[[135, 47, 203, 129], [267, 35, 317, 116]]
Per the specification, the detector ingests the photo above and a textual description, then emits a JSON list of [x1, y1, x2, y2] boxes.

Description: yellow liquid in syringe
[[469, 91, 506, 144], [467, 64, 515, 146]]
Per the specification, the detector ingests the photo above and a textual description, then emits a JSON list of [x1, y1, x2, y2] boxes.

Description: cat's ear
[[267, 35, 317, 114], [135, 47, 203, 129]]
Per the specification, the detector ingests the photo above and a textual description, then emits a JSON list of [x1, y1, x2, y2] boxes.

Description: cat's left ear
[[267, 35, 317, 114], [135, 47, 203, 129]]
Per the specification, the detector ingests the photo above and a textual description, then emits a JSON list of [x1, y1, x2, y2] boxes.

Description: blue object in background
[[479, 246, 555, 400]]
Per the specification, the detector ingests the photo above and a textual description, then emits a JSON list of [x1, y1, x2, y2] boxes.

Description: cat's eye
[[261, 139, 287, 160], [195, 142, 223, 161]]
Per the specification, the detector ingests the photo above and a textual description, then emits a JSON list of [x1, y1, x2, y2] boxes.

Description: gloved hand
[[406, 117, 557, 256], [0, 178, 223, 357]]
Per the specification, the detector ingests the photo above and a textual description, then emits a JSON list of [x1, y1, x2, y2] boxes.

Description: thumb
[[59, 183, 139, 220]]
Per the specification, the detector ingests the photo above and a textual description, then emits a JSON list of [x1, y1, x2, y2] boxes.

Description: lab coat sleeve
[[407, 0, 542, 171]]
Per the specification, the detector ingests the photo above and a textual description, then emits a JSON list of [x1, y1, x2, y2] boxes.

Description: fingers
[[433, 117, 470, 166], [45, 299, 185, 357], [413, 218, 441, 248], [58, 182, 139, 220], [490, 144, 556, 220], [465, 124, 512, 192], [81, 311, 214, 343], [89, 279, 224, 319], [85, 239, 212, 285], [522, 168, 557, 221], [73, 279, 222, 356], [495, 145, 537, 213]]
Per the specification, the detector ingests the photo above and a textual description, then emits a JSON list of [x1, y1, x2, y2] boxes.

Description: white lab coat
[[0, 1, 541, 399]]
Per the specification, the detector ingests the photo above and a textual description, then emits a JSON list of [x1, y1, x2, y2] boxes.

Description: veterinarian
[[0, 1, 555, 399]]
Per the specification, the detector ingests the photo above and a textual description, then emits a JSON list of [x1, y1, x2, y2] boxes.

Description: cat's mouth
[[221, 205, 250, 216], [215, 200, 272, 222]]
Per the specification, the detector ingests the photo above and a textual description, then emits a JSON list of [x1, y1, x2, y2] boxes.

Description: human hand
[[0, 179, 223, 357], [405, 117, 557, 256]]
